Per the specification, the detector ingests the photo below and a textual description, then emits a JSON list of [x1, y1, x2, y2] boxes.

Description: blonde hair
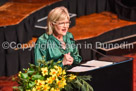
[[47, 6, 70, 35]]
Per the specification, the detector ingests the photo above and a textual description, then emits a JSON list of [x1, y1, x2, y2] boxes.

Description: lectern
[[68, 57, 133, 91]]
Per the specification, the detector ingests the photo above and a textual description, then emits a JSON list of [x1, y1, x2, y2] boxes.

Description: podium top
[[67, 60, 113, 72]]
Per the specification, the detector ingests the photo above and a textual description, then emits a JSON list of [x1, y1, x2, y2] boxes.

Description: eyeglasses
[[53, 21, 71, 27]]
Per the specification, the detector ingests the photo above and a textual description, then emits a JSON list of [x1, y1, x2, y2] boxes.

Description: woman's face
[[53, 17, 70, 37]]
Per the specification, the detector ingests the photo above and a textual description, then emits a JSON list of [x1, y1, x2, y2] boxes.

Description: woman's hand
[[62, 52, 74, 66]]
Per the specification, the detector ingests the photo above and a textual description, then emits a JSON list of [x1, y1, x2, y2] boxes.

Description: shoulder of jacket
[[37, 33, 49, 43], [67, 32, 73, 38]]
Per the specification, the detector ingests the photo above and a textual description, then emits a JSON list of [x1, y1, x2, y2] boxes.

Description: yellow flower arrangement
[[13, 60, 93, 91]]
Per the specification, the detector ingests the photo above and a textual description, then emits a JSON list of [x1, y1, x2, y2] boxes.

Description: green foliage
[[13, 59, 93, 91], [64, 75, 93, 91]]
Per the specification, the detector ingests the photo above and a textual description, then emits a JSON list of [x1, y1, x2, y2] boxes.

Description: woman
[[34, 6, 82, 68]]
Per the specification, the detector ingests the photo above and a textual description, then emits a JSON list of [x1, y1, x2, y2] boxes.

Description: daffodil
[[50, 88, 60, 91], [56, 78, 60, 86], [56, 66, 63, 76], [42, 84, 50, 91], [41, 67, 48, 76], [50, 88, 55, 91], [50, 69, 57, 77], [45, 77, 54, 84], [36, 80, 45, 86], [69, 74, 77, 80], [62, 70, 66, 75], [26, 90, 31, 91], [61, 76, 65, 81], [54, 65, 59, 70], [56, 78, 66, 89], [35, 85, 41, 91], [18, 71, 22, 77], [56, 88, 60, 91], [60, 79, 67, 88], [32, 87, 36, 91]]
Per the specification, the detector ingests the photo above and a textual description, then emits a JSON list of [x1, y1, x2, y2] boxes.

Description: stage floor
[[0, 0, 60, 26], [69, 12, 136, 40]]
